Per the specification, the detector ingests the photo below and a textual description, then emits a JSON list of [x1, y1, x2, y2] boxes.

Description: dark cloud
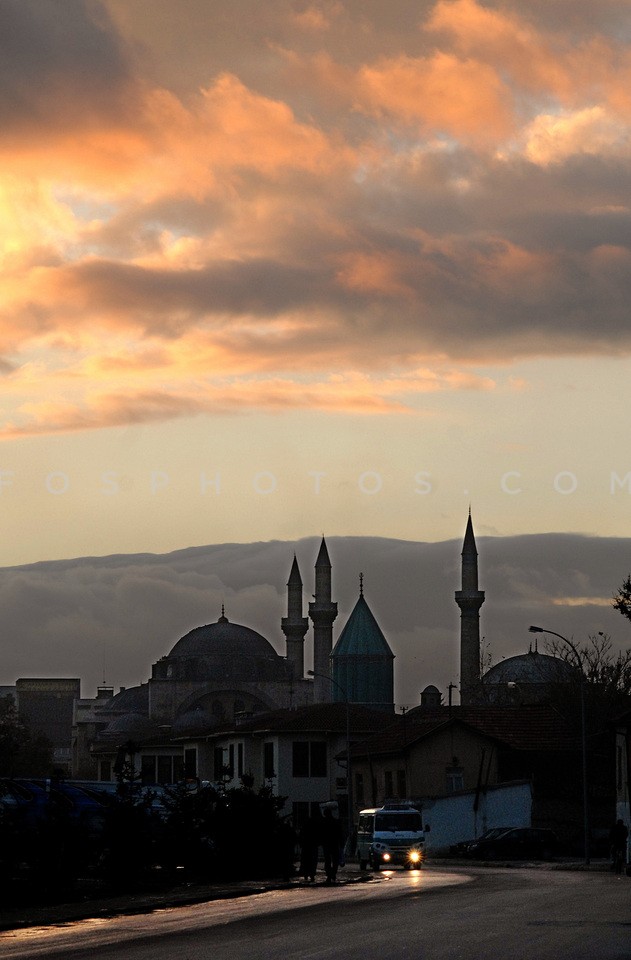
[[0, 533, 627, 708], [0, 0, 138, 137]]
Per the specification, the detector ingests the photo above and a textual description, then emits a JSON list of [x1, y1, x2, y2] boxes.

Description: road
[[1, 867, 629, 960]]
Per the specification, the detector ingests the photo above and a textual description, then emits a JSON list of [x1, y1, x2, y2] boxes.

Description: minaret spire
[[309, 536, 338, 702], [455, 513, 485, 705], [281, 554, 309, 679]]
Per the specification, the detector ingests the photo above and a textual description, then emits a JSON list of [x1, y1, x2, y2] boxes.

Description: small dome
[[420, 685, 442, 708], [101, 684, 148, 714], [171, 707, 217, 736], [98, 712, 160, 742], [484, 650, 577, 686]]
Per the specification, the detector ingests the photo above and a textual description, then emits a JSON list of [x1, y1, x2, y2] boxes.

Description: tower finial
[[359, 572, 364, 596]]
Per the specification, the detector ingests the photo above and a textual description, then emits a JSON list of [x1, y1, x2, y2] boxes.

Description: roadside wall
[[420, 781, 532, 854]]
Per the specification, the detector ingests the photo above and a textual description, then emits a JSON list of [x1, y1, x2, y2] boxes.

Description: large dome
[[168, 613, 277, 660], [158, 612, 291, 682]]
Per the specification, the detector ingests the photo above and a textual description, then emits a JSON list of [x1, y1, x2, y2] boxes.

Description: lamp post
[[308, 669, 353, 848], [529, 625, 590, 865]]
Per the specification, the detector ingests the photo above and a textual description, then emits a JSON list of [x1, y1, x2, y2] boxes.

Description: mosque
[[72, 516, 574, 779]]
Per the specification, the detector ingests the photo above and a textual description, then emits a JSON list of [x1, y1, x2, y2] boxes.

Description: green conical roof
[[332, 593, 393, 659]]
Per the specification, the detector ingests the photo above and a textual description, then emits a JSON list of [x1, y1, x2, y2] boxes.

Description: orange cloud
[[356, 52, 514, 145], [2, 0, 631, 443], [0, 364, 498, 438]]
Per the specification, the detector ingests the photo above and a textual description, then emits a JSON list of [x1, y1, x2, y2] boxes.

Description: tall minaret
[[309, 537, 338, 702], [281, 555, 309, 679], [455, 511, 485, 705]]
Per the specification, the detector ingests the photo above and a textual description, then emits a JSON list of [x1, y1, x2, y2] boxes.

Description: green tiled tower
[[331, 576, 394, 712]]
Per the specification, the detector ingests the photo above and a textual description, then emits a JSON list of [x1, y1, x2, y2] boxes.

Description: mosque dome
[[171, 706, 218, 737], [484, 650, 578, 687], [98, 712, 161, 742], [158, 612, 290, 682], [104, 684, 148, 711]]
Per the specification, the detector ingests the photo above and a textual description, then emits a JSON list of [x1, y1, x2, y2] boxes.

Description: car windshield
[[374, 813, 422, 832], [480, 828, 510, 841]]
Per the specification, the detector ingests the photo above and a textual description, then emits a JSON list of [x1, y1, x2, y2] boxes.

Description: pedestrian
[[299, 809, 321, 881], [609, 818, 628, 873], [276, 816, 297, 881], [321, 807, 344, 884]]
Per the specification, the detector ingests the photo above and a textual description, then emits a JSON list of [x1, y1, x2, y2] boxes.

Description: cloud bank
[[1, 533, 628, 708]]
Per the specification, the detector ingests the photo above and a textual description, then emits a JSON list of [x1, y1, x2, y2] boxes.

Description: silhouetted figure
[[609, 819, 628, 873], [321, 807, 344, 884], [276, 817, 297, 881], [299, 810, 321, 881]]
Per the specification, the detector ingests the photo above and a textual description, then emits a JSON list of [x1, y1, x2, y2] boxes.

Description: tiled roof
[[332, 594, 393, 658], [202, 702, 388, 739], [350, 704, 579, 758]]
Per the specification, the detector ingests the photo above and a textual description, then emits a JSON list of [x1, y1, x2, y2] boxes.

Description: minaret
[[455, 512, 485, 705], [308, 537, 338, 702], [281, 555, 309, 679]]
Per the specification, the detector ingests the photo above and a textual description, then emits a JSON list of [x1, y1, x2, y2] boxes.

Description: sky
[[2, 1, 631, 702], [1, 0, 631, 566]]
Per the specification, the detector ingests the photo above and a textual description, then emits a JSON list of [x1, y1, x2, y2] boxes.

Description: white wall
[[421, 781, 532, 854]]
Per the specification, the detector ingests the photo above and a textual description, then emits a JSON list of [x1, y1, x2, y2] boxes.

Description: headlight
[[408, 850, 421, 863], [382, 852, 391, 861]]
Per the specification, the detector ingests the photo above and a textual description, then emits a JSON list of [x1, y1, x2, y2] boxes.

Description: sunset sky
[[2, 0, 631, 566]]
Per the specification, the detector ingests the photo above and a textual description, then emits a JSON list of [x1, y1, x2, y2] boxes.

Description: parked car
[[467, 827, 561, 860], [450, 827, 512, 857]]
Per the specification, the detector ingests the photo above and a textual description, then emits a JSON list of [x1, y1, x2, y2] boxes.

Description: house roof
[[349, 704, 579, 759], [200, 701, 387, 739]]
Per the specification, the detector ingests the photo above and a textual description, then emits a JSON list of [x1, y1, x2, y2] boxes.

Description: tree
[[543, 633, 631, 728], [0, 696, 52, 776], [613, 575, 631, 622]]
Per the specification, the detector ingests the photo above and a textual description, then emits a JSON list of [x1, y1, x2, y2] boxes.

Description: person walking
[[321, 807, 344, 884], [299, 809, 321, 881], [609, 818, 628, 873]]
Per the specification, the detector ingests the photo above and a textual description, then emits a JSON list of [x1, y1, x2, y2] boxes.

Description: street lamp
[[308, 669, 353, 849], [529, 625, 590, 865]]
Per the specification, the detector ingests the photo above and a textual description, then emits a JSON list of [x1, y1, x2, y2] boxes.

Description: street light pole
[[308, 669, 353, 849], [529, 625, 590, 865]]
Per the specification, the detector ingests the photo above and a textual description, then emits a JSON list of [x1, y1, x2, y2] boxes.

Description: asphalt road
[[1, 867, 629, 960]]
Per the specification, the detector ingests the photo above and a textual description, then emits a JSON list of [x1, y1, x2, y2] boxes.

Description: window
[[184, 748, 197, 780], [141, 755, 156, 785], [292, 741, 327, 778], [446, 766, 464, 794], [237, 743, 244, 779], [310, 741, 327, 777], [99, 760, 111, 782], [264, 741, 275, 779], [213, 746, 224, 780], [397, 769, 407, 799], [384, 770, 394, 797], [293, 742, 309, 777], [355, 771, 364, 805], [157, 755, 173, 784]]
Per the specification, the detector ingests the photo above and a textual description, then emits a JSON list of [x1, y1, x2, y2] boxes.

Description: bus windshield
[[374, 812, 422, 832]]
